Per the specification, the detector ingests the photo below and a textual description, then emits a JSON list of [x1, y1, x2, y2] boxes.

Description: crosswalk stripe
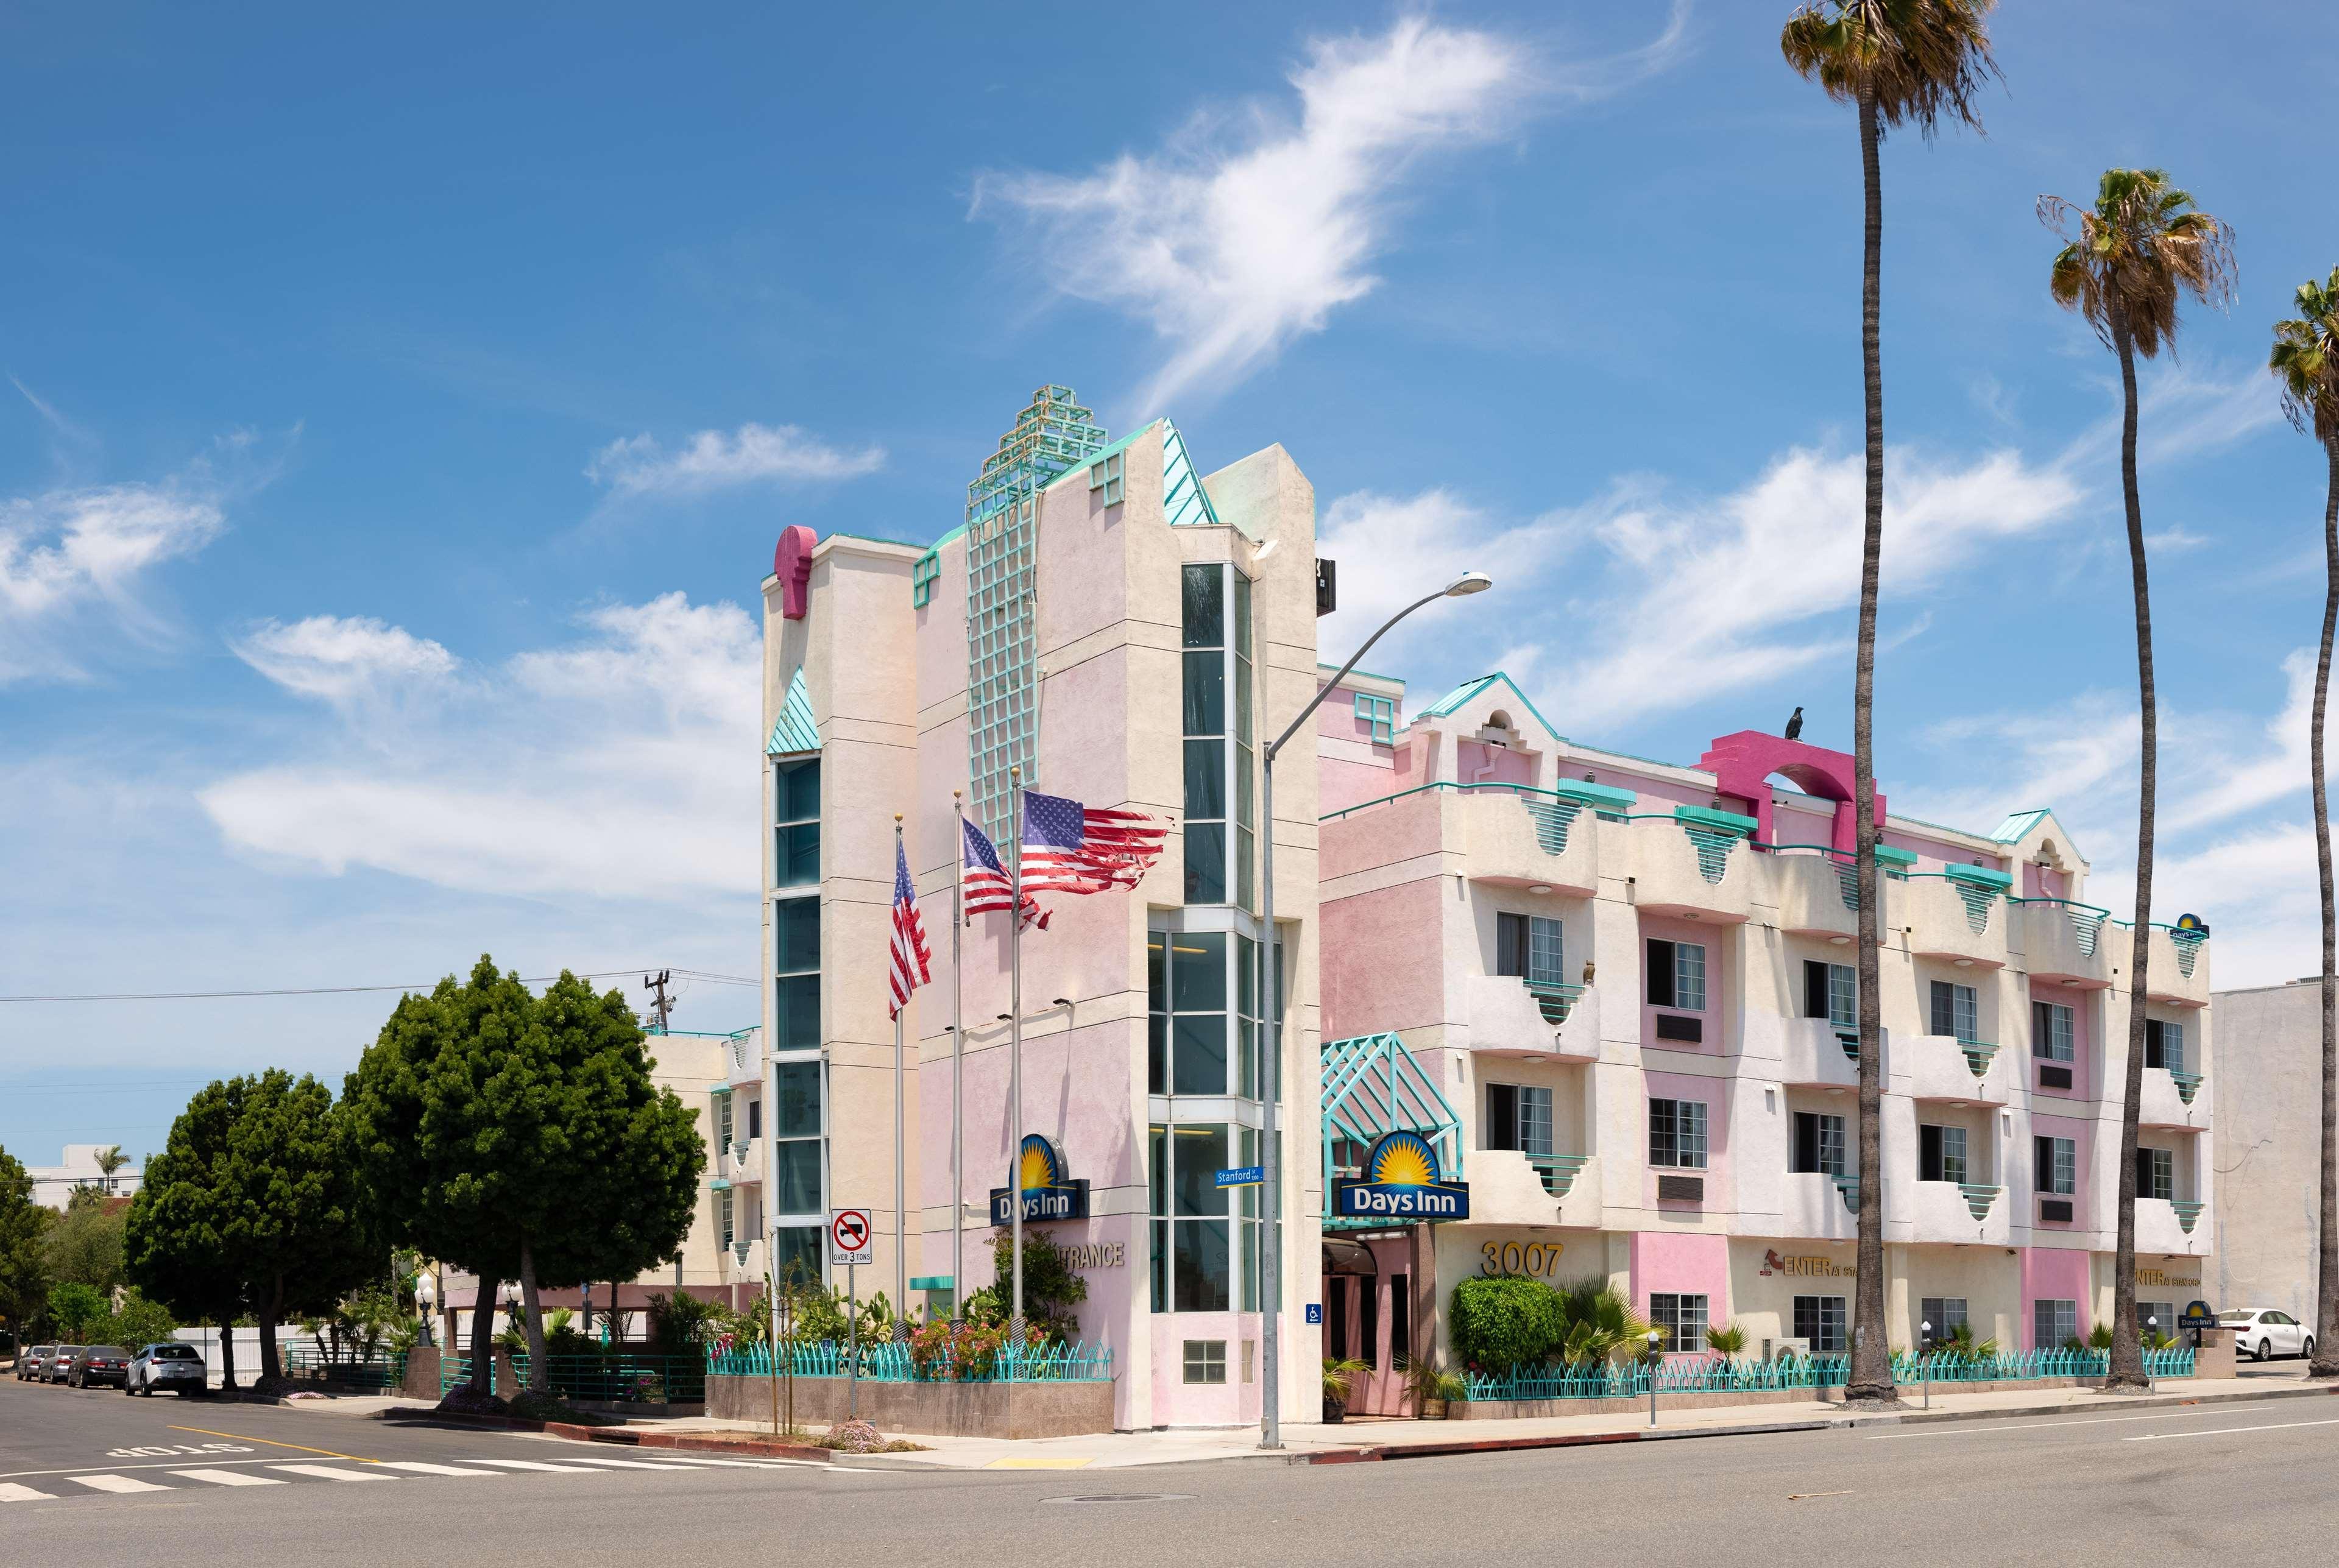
[[71, 1475, 170, 1494], [170, 1469, 286, 1488], [634, 1455, 797, 1469], [548, 1455, 707, 1470], [268, 1464, 392, 1482], [375, 1462, 508, 1477], [473, 1460, 609, 1474], [0, 1483, 58, 1503]]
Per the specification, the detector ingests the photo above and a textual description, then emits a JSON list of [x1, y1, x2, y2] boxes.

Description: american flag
[[961, 814, 1049, 930], [1021, 790, 1167, 895], [887, 837, 932, 1019]]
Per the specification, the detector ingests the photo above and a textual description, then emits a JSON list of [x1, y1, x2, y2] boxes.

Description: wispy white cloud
[[975, 9, 1689, 417], [0, 433, 278, 684], [2144, 526, 2212, 553], [586, 423, 885, 498], [201, 593, 760, 902]]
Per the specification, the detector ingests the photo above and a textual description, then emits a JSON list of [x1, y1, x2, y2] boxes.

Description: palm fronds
[[1780, 0, 2000, 137], [2271, 269, 2339, 442], [2039, 168, 2237, 358]]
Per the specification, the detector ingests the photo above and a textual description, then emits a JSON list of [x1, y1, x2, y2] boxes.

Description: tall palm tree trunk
[[2314, 434, 2339, 1380], [2109, 307, 2153, 1390], [1847, 82, 1894, 1405]]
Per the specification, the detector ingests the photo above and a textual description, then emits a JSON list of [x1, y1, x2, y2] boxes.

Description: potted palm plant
[[1321, 1357, 1367, 1423], [1403, 1359, 1468, 1419], [1704, 1321, 1749, 1367]]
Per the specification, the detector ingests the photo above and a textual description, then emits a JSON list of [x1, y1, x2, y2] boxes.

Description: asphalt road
[[7, 1372, 2339, 1567]]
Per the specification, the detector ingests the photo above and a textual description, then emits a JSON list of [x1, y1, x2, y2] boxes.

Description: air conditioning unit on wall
[[1764, 1337, 1811, 1362]]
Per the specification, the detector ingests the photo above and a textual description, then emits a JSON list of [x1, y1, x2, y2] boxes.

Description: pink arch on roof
[[773, 525, 817, 620], [1697, 729, 1884, 856]]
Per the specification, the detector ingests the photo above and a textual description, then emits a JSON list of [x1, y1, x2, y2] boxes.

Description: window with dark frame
[[1791, 1111, 1846, 1176], [1792, 1295, 1846, 1352], [1919, 1123, 1968, 1184], [1803, 960, 1857, 1028], [1649, 1098, 1708, 1169], [2033, 999, 2076, 1061], [1649, 1293, 1708, 1354], [2034, 1134, 2076, 1195]]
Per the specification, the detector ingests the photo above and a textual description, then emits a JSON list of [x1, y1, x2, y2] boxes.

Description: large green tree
[[1780, 0, 1999, 1405], [126, 1080, 255, 1386], [2272, 267, 2339, 1381], [2041, 168, 2235, 1389], [344, 958, 702, 1401], [44, 1186, 127, 1294], [0, 1145, 53, 1346]]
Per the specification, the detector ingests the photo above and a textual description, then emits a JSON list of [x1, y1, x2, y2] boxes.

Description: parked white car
[[127, 1343, 207, 1396], [2220, 1308, 2314, 1361]]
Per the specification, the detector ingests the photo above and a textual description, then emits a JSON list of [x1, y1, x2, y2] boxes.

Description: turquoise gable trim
[[765, 668, 819, 756], [1159, 420, 1225, 531], [1551, 780, 1637, 811], [1944, 863, 2014, 891], [1990, 809, 2051, 844], [1418, 673, 1568, 747], [1675, 805, 1757, 836]]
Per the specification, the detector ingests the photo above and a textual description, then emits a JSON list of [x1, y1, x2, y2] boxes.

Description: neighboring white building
[[28, 1144, 142, 1210], [2212, 978, 2320, 1317]]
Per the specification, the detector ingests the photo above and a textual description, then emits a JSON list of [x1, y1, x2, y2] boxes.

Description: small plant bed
[[506, 1389, 624, 1425], [813, 1419, 925, 1453]]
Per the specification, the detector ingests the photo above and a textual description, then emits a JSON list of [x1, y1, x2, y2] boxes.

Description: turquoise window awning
[[1944, 863, 2013, 891], [1674, 805, 1757, 836], [766, 668, 819, 756], [1875, 845, 1919, 869], [709, 1177, 732, 1192], [1551, 780, 1637, 812], [909, 1276, 953, 1291]]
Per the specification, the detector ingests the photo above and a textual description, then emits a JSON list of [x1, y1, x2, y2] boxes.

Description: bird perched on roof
[[1785, 706, 1804, 741]]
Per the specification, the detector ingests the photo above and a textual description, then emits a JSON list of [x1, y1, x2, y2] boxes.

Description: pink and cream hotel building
[[746, 386, 2215, 1430]]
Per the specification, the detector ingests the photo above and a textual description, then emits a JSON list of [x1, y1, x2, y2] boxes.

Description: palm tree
[[1780, 0, 1999, 1405], [93, 1146, 127, 1195], [2271, 268, 2339, 1380], [2040, 169, 2236, 1389]]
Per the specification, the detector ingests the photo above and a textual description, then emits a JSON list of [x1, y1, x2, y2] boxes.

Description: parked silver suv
[[127, 1343, 207, 1396]]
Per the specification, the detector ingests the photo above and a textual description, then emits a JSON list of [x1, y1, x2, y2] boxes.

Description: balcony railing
[[1958, 1183, 2002, 1221], [1521, 978, 1585, 1026], [1833, 1175, 1860, 1213], [1526, 1153, 1591, 1198], [1959, 1040, 1997, 1078], [2171, 1199, 2206, 1234], [2169, 1069, 2204, 1106]]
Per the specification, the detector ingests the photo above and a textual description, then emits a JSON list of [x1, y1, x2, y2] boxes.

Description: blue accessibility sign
[[1304, 1303, 1323, 1325]]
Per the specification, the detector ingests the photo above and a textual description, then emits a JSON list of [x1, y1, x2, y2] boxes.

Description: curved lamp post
[[1258, 570, 1492, 1451]]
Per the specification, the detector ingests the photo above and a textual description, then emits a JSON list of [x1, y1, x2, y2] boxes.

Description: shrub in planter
[[1322, 1357, 1367, 1422], [1448, 1275, 1564, 1371], [1403, 1360, 1468, 1419]]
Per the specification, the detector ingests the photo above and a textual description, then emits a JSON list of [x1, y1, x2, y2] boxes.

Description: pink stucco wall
[[2029, 1110, 2093, 1235], [2020, 1246, 2093, 1347], [2030, 982, 2094, 1101], [1640, 913, 1730, 1056], [1320, 877, 1446, 1039], [1321, 756, 1400, 816], [1320, 791, 1443, 881], [1629, 1231, 1731, 1355], [1457, 740, 1534, 788]]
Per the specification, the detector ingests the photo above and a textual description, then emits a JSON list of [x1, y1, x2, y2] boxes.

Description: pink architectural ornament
[[773, 525, 817, 620], [1697, 730, 1884, 856]]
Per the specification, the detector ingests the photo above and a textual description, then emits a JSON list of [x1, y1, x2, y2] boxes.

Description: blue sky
[[4, 2, 2334, 1165]]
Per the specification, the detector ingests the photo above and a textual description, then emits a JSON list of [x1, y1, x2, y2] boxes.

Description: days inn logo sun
[[1335, 1130, 1470, 1222], [1019, 1137, 1064, 1193], [991, 1134, 1089, 1226]]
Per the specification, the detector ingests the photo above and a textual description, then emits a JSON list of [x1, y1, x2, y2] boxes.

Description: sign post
[[831, 1209, 873, 1421]]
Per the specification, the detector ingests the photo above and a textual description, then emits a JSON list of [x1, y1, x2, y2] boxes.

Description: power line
[[0, 967, 759, 1004]]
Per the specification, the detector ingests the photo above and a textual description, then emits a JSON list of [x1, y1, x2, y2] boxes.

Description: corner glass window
[[1180, 562, 1252, 909], [773, 758, 819, 888]]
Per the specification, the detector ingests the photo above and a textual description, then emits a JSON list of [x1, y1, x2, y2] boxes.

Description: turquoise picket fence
[[708, 1339, 1113, 1383], [1460, 1346, 2194, 1401]]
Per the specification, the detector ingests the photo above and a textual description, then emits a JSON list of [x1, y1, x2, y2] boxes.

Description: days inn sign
[[1332, 1131, 1470, 1222]]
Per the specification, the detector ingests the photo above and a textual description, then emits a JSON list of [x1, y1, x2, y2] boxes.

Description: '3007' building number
[[1478, 1240, 1565, 1277]]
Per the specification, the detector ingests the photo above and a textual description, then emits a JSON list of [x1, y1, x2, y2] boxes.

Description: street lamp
[[2146, 1316, 2158, 1392], [1920, 1321, 1933, 1409], [1256, 570, 1492, 1452], [416, 1271, 437, 1347]]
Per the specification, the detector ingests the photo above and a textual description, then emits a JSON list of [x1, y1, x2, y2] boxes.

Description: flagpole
[[894, 815, 908, 1336], [1008, 766, 1025, 1337], [952, 791, 967, 1322]]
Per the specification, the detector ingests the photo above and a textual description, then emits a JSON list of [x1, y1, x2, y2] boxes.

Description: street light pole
[[1256, 570, 1492, 1452]]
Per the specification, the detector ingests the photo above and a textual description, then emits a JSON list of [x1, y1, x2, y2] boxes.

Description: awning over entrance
[[1319, 1031, 1463, 1232]]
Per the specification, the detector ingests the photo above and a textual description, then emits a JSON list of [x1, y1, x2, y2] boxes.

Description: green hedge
[[1448, 1275, 1563, 1370]]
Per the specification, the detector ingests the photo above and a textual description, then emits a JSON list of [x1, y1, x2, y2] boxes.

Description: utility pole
[[642, 970, 675, 1032]]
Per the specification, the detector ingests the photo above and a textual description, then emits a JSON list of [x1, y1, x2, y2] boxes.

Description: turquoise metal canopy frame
[[1319, 1031, 1464, 1232]]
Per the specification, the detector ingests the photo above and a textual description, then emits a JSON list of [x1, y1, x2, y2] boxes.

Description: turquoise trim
[[1320, 1031, 1464, 1232], [1551, 780, 1637, 811], [708, 1177, 732, 1192], [1674, 805, 1757, 836], [765, 668, 819, 756], [1317, 662, 1406, 687], [1990, 809, 2053, 844], [1944, 864, 2014, 891], [1353, 691, 1397, 745], [1875, 845, 1919, 869], [1419, 672, 1568, 747], [911, 548, 940, 607], [1159, 419, 1226, 532], [828, 529, 926, 551], [908, 1275, 953, 1291]]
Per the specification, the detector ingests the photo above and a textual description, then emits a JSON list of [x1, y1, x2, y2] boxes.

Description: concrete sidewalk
[[621, 1369, 2335, 1470]]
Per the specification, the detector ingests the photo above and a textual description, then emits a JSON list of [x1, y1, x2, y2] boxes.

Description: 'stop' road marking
[[2127, 1417, 2339, 1442], [167, 1425, 376, 1463]]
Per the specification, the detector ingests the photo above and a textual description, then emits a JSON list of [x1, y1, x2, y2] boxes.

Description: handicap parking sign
[[1305, 1303, 1323, 1324]]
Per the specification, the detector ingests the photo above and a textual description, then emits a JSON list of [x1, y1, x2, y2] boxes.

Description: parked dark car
[[66, 1346, 132, 1388], [44, 1346, 84, 1384], [16, 1345, 55, 1382], [127, 1343, 207, 1396]]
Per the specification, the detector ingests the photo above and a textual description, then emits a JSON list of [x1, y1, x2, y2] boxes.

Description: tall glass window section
[[1147, 927, 1271, 1312], [1182, 564, 1255, 910], [770, 755, 825, 1278]]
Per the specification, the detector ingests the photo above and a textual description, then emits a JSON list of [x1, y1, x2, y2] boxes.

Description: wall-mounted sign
[[2139, 1268, 2201, 1289], [1478, 1239, 1565, 1278], [1759, 1249, 1852, 1278], [2179, 1299, 2217, 1331], [1216, 1165, 1264, 1188], [1332, 1131, 1470, 1221], [2173, 913, 2210, 937], [989, 1134, 1091, 1226], [1062, 1241, 1125, 1270], [1305, 1303, 1323, 1325]]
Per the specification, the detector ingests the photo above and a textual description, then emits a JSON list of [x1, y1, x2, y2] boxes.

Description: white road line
[[629, 1455, 798, 1469], [71, 1475, 171, 1494], [549, 1455, 710, 1471], [473, 1460, 610, 1474], [267, 1464, 393, 1482], [1862, 1405, 2310, 1440], [0, 1483, 58, 1503], [2128, 1418, 2339, 1443], [169, 1469, 285, 1488], [374, 1461, 509, 1477]]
